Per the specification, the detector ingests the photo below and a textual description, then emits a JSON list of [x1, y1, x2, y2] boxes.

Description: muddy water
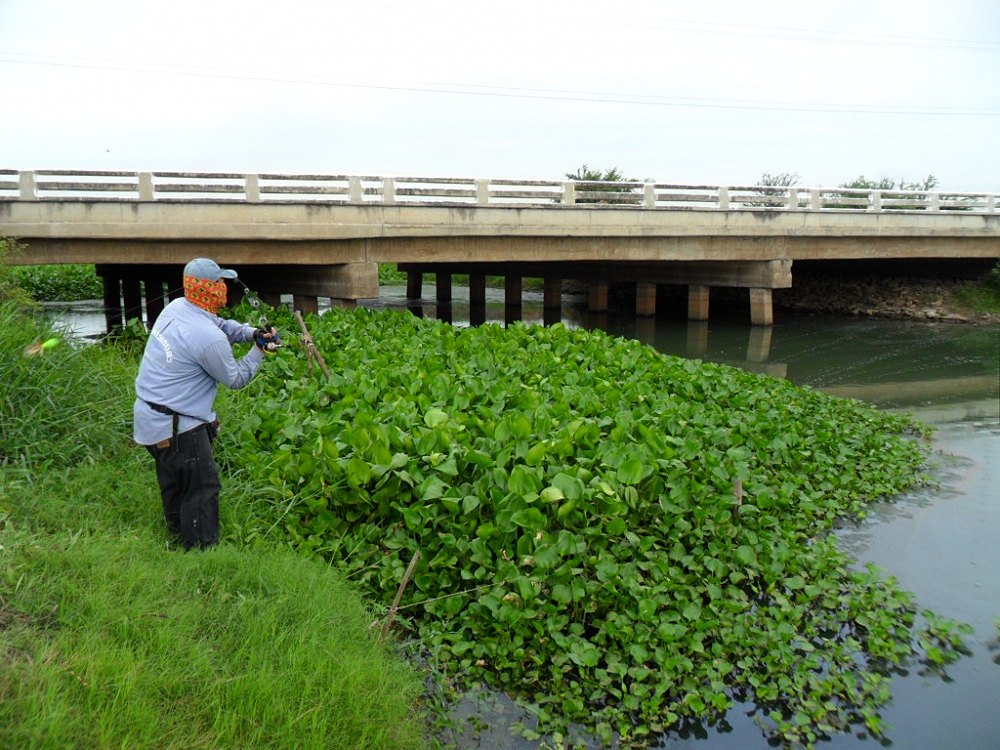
[[49, 292, 1000, 748]]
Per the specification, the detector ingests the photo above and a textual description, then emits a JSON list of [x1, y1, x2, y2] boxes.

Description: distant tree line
[[562, 165, 974, 210]]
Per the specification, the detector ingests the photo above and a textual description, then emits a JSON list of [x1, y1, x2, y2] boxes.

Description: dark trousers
[[145, 424, 221, 549]]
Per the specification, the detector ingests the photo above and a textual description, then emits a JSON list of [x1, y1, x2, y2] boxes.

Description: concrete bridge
[[1, 169, 997, 329]]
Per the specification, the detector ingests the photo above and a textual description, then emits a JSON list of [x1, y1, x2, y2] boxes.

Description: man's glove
[[254, 324, 281, 353]]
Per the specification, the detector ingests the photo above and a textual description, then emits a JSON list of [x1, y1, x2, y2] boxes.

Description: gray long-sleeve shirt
[[133, 298, 264, 446]]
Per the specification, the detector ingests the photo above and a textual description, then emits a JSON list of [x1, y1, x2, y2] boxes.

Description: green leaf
[[511, 508, 547, 530], [541, 486, 565, 503], [551, 584, 572, 604], [419, 476, 447, 501], [424, 408, 448, 428], [617, 458, 645, 485], [345, 457, 372, 487], [525, 442, 547, 466], [462, 495, 481, 514]]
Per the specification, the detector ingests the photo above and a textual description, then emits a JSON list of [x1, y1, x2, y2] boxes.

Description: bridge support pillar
[[588, 281, 609, 312], [749, 288, 774, 326], [469, 274, 486, 306], [505, 275, 523, 325], [544, 277, 562, 325], [688, 285, 710, 321], [293, 295, 320, 315], [407, 271, 423, 300], [101, 275, 123, 331], [636, 282, 657, 317], [469, 274, 486, 325], [543, 278, 562, 309], [436, 273, 452, 304]]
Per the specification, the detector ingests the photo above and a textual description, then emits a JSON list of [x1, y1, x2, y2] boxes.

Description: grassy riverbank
[[0, 302, 428, 750]]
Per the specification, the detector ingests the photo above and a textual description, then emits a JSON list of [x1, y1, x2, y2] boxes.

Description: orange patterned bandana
[[183, 275, 228, 314]]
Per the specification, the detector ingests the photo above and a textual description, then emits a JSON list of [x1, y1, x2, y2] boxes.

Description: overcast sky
[[2, 0, 998, 191]]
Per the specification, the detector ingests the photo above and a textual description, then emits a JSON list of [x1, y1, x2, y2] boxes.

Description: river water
[[49, 290, 999, 749]]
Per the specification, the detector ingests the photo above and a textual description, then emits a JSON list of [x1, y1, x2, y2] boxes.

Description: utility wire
[[352, 0, 1000, 52], [2, 54, 998, 117]]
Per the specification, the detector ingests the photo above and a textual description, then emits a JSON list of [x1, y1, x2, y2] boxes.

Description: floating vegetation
[[225, 308, 941, 748]]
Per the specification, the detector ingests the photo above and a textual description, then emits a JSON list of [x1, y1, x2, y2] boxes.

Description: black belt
[[143, 400, 211, 449]]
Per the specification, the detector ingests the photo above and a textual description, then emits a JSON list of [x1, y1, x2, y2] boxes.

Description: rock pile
[[774, 276, 999, 324]]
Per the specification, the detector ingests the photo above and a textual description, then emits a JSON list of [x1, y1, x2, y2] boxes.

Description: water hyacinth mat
[[222, 307, 939, 748]]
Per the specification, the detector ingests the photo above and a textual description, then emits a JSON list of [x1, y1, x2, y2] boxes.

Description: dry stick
[[380, 550, 421, 643], [293, 310, 331, 379]]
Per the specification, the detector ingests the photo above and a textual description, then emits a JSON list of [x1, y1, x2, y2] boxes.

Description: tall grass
[[0, 303, 133, 470], [0, 280, 429, 749]]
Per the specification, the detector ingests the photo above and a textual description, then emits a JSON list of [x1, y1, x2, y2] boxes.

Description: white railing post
[[870, 190, 881, 212], [19, 170, 38, 200], [348, 176, 364, 204], [987, 194, 996, 213], [383, 177, 396, 205], [810, 189, 821, 210], [927, 192, 940, 212], [643, 183, 656, 208], [718, 186, 729, 210], [786, 187, 798, 209], [244, 174, 261, 202], [476, 179, 490, 206], [563, 181, 576, 206], [138, 172, 154, 200]]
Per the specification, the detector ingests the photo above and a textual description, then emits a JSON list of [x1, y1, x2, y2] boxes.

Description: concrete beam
[[12, 238, 370, 266], [236, 262, 378, 299]]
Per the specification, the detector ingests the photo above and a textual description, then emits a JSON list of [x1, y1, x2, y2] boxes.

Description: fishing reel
[[233, 279, 282, 352], [254, 321, 282, 352]]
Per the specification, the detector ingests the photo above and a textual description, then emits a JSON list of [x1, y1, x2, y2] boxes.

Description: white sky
[[1, 0, 998, 190]]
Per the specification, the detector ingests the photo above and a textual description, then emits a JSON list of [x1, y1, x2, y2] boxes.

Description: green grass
[[0, 270, 429, 750], [9, 263, 104, 301], [952, 265, 1000, 314], [0, 532, 425, 750]]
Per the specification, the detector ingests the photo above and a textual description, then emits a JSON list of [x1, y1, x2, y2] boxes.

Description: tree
[[565, 164, 631, 182], [745, 172, 800, 208], [563, 164, 641, 204], [755, 172, 800, 187], [840, 174, 938, 192], [838, 174, 941, 210]]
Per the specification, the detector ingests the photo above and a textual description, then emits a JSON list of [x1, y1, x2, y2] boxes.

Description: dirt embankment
[[773, 276, 1000, 324]]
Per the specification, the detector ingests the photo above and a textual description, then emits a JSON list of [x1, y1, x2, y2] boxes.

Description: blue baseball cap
[[183, 257, 238, 281]]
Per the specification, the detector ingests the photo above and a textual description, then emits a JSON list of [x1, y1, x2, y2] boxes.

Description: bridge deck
[[2, 170, 998, 329]]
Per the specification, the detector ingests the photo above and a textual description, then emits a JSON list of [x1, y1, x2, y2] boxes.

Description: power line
[[2, 53, 998, 117], [362, 0, 1000, 53]]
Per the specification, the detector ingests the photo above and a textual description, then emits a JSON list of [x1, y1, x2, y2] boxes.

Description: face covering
[[183, 275, 228, 314]]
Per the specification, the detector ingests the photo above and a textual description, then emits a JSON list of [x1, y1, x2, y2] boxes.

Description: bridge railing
[[1, 169, 997, 214]]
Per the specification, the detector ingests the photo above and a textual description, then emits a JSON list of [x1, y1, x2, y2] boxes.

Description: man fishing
[[133, 257, 279, 549]]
